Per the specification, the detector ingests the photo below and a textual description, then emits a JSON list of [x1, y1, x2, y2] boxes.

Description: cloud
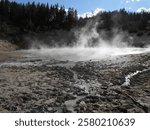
[[137, 7, 150, 13], [125, 0, 141, 3], [78, 8, 104, 18], [131, 0, 141, 2], [126, 1, 130, 3]]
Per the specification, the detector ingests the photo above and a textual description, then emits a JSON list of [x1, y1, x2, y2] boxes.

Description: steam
[[75, 20, 129, 48], [28, 47, 149, 61], [27, 18, 150, 61]]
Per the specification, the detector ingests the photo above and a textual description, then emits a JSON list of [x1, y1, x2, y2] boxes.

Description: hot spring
[[25, 47, 150, 61]]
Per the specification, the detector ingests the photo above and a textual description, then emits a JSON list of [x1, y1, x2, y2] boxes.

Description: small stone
[[45, 98, 56, 104], [79, 101, 86, 108], [146, 85, 150, 88], [110, 85, 121, 90], [101, 86, 108, 89], [47, 107, 53, 112], [109, 83, 113, 86]]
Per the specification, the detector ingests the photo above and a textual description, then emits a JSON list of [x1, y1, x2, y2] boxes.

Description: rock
[[101, 86, 108, 89], [0, 108, 9, 113], [110, 85, 121, 90], [45, 98, 56, 105], [109, 83, 113, 86], [47, 107, 53, 112], [145, 85, 150, 88], [79, 101, 86, 108], [77, 92, 88, 96]]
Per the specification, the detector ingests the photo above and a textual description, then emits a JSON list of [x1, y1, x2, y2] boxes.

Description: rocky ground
[[0, 44, 150, 113]]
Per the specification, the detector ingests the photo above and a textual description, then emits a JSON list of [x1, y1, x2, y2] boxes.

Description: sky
[[10, 0, 150, 16]]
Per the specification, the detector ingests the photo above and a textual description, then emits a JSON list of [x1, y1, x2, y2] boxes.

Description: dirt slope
[[0, 39, 21, 62]]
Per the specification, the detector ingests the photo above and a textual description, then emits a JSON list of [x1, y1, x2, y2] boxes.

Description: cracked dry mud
[[0, 51, 150, 113]]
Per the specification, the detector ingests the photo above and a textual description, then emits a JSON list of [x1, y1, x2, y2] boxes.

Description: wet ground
[[0, 49, 150, 113]]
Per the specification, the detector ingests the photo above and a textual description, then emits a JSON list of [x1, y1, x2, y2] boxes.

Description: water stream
[[64, 68, 90, 112], [122, 68, 150, 87]]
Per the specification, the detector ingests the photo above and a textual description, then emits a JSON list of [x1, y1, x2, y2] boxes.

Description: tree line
[[0, 0, 78, 32], [0, 0, 150, 34], [89, 8, 150, 34]]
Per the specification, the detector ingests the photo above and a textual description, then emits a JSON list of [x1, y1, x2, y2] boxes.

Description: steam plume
[[27, 17, 150, 61]]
